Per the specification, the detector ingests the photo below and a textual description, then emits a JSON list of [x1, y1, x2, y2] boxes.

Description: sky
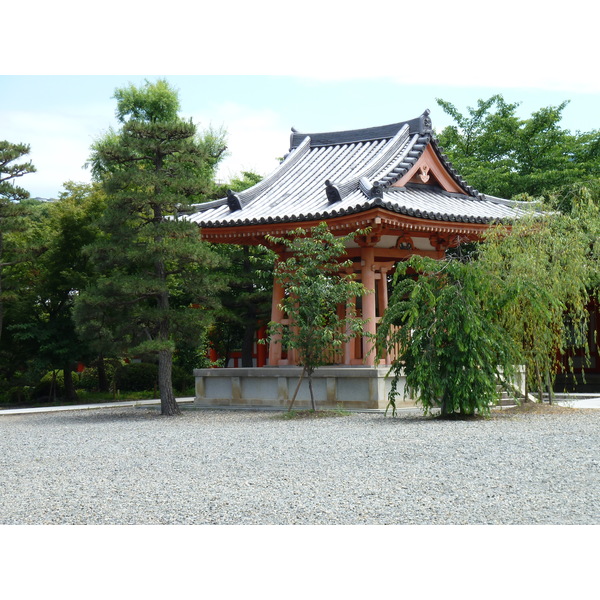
[[2, 1, 599, 202]]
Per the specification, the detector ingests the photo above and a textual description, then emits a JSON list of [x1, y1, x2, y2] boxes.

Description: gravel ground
[[1, 405, 599, 525]]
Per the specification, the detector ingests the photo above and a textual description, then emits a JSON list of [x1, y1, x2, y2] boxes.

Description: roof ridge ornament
[[369, 181, 384, 200], [226, 189, 243, 212], [325, 180, 342, 204], [421, 109, 432, 134]]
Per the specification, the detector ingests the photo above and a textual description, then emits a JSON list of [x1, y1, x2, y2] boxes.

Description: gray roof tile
[[188, 111, 530, 229]]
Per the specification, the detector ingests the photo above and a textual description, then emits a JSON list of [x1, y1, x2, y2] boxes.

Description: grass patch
[[276, 408, 352, 420], [498, 402, 577, 415]]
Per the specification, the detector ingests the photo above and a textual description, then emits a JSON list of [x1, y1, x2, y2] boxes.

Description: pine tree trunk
[[97, 354, 109, 393], [63, 366, 78, 402], [158, 348, 180, 416], [155, 249, 180, 416], [241, 322, 255, 367]]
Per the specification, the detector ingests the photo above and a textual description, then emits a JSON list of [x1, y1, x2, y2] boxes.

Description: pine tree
[[79, 79, 227, 415], [0, 141, 36, 340]]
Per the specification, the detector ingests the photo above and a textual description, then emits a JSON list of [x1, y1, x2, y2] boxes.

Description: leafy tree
[[477, 208, 597, 401], [7, 182, 106, 401], [265, 223, 370, 410], [204, 171, 275, 368], [0, 141, 36, 202], [379, 205, 596, 416], [377, 255, 520, 418], [78, 79, 228, 416], [0, 141, 36, 340], [547, 179, 600, 292], [435, 95, 599, 199], [209, 243, 274, 367]]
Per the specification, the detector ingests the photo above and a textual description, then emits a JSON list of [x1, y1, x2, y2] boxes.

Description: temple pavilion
[[188, 109, 530, 373]]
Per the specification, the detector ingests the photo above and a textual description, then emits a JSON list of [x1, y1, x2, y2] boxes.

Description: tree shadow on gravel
[[21, 408, 165, 426]]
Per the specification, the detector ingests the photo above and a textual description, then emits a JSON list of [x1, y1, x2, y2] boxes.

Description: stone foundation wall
[[193, 366, 410, 410], [193, 365, 526, 411]]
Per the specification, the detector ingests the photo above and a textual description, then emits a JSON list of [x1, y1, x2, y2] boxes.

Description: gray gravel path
[[1, 406, 598, 524]]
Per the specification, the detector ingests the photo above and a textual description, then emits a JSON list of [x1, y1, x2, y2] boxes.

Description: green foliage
[[207, 170, 264, 201], [379, 204, 598, 416], [204, 171, 274, 366], [378, 255, 519, 417], [209, 243, 274, 366], [547, 179, 600, 290], [477, 207, 597, 399], [435, 95, 599, 199], [0, 140, 37, 342], [77, 364, 114, 392], [265, 223, 370, 410], [114, 362, 192, 393], [0, 141, 36, 203], [114, 362, 158, 392], [33, 370, 65, 401], [112, 79, 181, 123], [77, 79, 228, 415], [7, 181, 106, 402]]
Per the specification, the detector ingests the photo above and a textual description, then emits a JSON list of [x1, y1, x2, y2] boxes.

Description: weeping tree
[[477, 208, 596, 402], [78, 79, 227, 416], [378, 206, 596, 416], [265, 223, 370, 411], [377, 255, 520, 418]]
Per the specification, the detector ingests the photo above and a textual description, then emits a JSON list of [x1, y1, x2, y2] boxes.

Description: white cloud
[[2, 101, 291, 198], [3, 112, 89, 197], [195, 103, 289, 183], [2, 101, 116, 198]]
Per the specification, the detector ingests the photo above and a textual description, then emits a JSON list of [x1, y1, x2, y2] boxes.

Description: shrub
[[114, 363, 158, 392], [34, 371, 65, 401], [171, 364, 194, 393]]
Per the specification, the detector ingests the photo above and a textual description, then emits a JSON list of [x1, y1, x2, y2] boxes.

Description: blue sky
[[3, 2, 599, 200]]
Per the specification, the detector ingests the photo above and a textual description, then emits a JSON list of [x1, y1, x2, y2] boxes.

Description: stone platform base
[[193, 366, 412, 411]]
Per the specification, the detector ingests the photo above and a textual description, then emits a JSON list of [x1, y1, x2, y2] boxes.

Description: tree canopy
[[435, 95, 600, 199], [77, 79, 228, 415], [378, 255, 520, 417], [0, 141, 37, 342], [265, 223, 370, 410]]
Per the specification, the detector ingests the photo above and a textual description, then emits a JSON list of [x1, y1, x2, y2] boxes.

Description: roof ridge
[[289, 111, 431, 150], [367, 133, 424, 190], [236, 135, 312, 205], [333, 126, 412, 199]]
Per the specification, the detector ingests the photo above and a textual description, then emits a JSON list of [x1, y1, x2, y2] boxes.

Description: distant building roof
[[187, 110, 531, 231]]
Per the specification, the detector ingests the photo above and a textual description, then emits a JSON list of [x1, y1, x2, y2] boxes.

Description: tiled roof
[[187, 110, 529, 228]]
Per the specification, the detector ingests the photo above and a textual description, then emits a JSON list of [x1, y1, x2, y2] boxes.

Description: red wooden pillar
[[361, 246, 377, 366], [256, 325, 267, 367], [268, 278, 285, 366]]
